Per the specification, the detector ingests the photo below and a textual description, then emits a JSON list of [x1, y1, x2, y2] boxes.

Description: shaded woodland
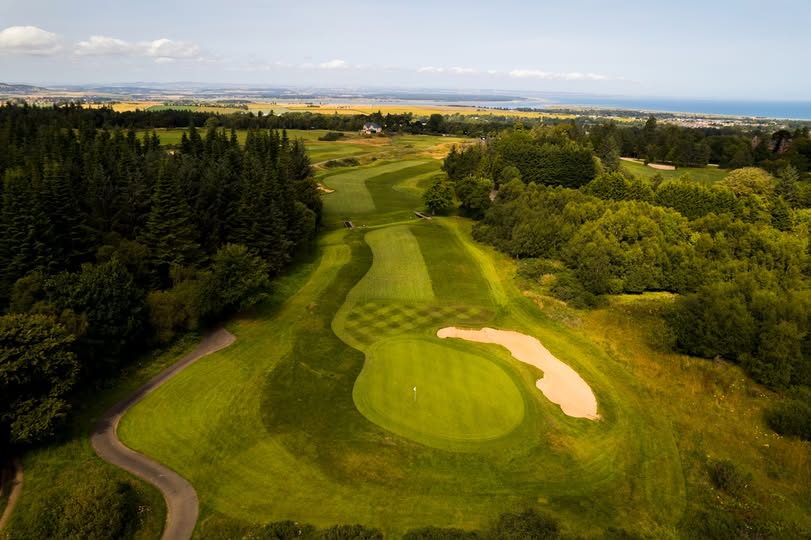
[[0, 104, 320, 448]]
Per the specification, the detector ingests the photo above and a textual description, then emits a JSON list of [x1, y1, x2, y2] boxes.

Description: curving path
[[0, 458, 23, 532], [91, 328, 236, 540]]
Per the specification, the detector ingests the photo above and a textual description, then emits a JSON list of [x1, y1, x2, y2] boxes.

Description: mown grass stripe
[[322, 160, 429, 216], [347, 225, 435, 303]]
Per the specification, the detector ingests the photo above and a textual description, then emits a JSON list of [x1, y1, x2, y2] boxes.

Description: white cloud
[[419, 66, 481, 75], [0, 26, 62, 55], [75, 35, 132, 56], [318, 59, 348, 69], [143, 38, 199, 59], [509, 69, 609, 81], [75, 35, 201, 62], [449, 66, 477, 74], [417, 64, 613, 81], [299, 59, 358, 70]]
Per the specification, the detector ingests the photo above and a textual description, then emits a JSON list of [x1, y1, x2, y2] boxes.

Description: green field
[[620, 158, 728, 185], [145, 105, 248, 114], [14, 131, 805, 539], [141, 128, 465, 168], [116, 131, 693, 537], [320, 160, 440, 225]]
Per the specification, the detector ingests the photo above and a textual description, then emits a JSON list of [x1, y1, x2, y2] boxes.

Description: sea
[[532, 95, 811, 120], [341, 94, 811, 121]]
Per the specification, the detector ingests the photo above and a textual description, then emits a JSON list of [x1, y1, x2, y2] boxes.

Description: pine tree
[[41, 162, 85, 270], [140, 170, 203, 286], [0, 169, 49, 298], [771, 197, 793, 232]]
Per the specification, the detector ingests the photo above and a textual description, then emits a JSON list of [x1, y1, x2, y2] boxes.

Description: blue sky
[[1, 0, 808, 100]]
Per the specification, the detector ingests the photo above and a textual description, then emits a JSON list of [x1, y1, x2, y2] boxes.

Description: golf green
[[353, 337, 525, 446]]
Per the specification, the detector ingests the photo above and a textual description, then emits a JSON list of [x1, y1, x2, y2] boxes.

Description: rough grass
[[578, 295, 811, 533], [353, 337, 526, 447]]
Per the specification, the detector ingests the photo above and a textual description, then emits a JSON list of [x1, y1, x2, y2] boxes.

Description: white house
[[361, 122, 383, 134]]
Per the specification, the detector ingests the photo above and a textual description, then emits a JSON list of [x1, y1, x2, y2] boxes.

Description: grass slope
[[321, 160, 427, 217], [366, 161, 438, 214]]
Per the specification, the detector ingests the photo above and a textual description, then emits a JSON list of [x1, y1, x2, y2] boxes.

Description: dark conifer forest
[[0, 104, 321, 447]]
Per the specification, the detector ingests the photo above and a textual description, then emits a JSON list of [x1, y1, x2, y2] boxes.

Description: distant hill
[[0, 82, 49, 94]]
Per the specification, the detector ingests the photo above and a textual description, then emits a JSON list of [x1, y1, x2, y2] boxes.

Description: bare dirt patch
[[437, 327, 600, 420]]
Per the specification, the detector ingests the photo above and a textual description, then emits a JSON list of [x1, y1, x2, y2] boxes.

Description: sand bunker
[[647, 163, 676, 171], [437, 327, 600, 420], [317, 183, 335, 193]]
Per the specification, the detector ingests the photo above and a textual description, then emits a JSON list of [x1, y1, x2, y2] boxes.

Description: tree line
[[10, 102, 811, 170], [442, 115, 811, 176], [0, 103, 321, 449], [590, 115, 811, 173], [0, 102, 527, 138]]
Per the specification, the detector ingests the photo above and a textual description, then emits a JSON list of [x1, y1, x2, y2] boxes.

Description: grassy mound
[[353, 337, 525, 446]]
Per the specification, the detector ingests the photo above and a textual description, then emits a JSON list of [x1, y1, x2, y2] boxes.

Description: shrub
[[317, 524, 382, 540], [8, 477, 137, 540], [708, 459, 750, 496], [195, 514, 255, 539], [59, 479, 136, 540], [682, 509, 748, 540], [550, 272, 602, 309], [255, 520, 317, 539], [602, 528, 644, 540], [516, 258, 562, 281], [764, 387, 811, 441], [323, 158, 360, 168], [403, 527, 481, 540], [318, 131, 345, 141], [196, 516, 316, 540], [489, 509, 559, 540]]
